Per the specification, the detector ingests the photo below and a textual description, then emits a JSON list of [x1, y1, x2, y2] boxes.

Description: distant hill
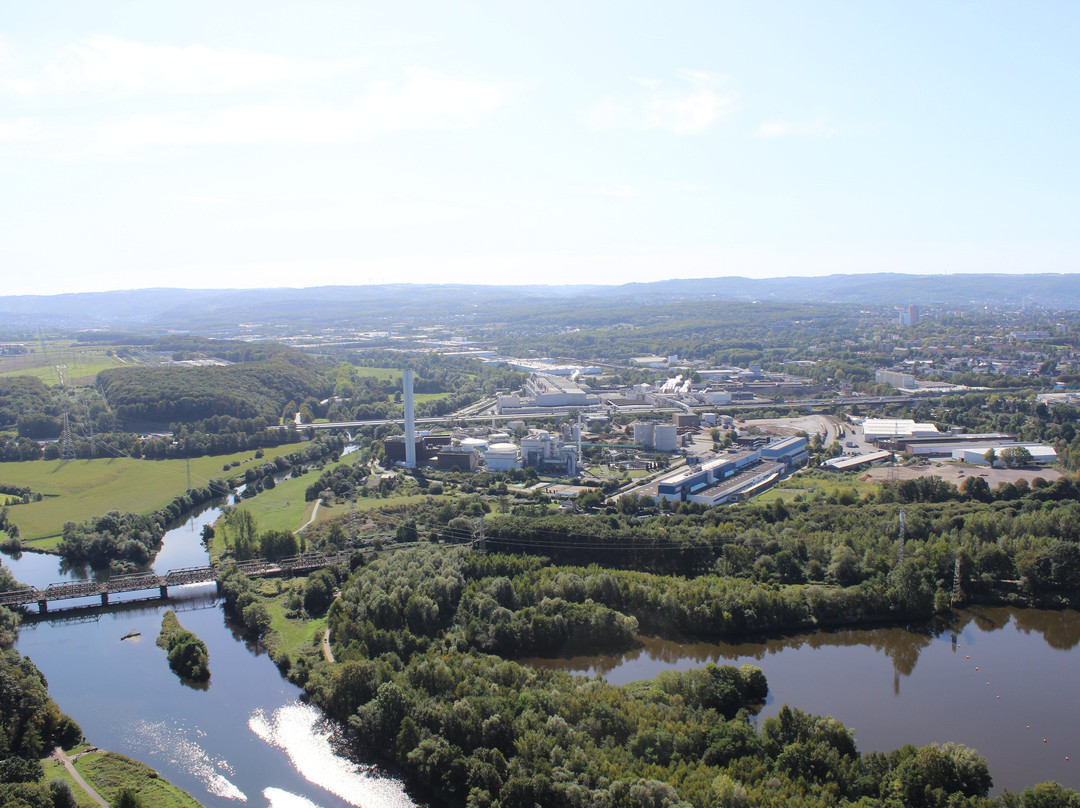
[[0, 273, 1077, 331]]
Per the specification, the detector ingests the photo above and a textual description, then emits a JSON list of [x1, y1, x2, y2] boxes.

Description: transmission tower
[[897, 509, 906, 564], [952, 556, 963, 604], [76, 391, 96, 458], [55, 361, 78, 461], [60, 411, 75, 460]]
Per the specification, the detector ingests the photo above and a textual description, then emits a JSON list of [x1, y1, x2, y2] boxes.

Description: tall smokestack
[[404, 368, 416, 468]]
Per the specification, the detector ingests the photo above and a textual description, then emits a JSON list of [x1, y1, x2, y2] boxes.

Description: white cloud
[[757, 116, 837, 138], [0, 36, 354, 96], [87, 68, 512, 153], [0, 67, 515, 156], [589, 70, 732, 135]]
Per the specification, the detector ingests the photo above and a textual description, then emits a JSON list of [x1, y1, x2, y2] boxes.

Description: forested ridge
[[99, 352, 324, 425]]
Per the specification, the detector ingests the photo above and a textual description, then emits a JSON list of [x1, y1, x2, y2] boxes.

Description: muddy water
[[524, 607, 1080, 794]]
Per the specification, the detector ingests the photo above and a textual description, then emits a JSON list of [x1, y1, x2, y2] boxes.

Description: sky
[[1, 1, 1078, 295]]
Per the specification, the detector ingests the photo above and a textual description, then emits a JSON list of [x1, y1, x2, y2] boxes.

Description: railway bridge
[[0, 553, 351, 614]]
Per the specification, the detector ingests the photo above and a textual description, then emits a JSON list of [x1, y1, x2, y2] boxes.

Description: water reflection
[[524, 624, 938, 682], [264, 789, 324, 808], [250, 702, 414, 808], [949, 606, 1080, 651], [127, 718, 247, 802]]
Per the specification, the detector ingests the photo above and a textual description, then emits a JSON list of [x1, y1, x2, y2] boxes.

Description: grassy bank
[[40, 745, 204, 808], [1, 444, 305, 545], [74, 751, 203, 808], [40, 745, 97, 808]]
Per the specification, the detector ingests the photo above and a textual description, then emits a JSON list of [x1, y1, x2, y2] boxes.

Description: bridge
[[0, 552, 352, 614]]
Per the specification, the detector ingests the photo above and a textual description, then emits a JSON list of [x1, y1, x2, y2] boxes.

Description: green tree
[[48, 778, 77, 808], [113, 787, 144, 808], [1001, 445, 1034, 468]]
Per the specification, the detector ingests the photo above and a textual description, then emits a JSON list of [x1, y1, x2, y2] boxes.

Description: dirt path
[[322, 628, 335, 663], [51, 747, 109, 808], [296, 498, 323, 534]]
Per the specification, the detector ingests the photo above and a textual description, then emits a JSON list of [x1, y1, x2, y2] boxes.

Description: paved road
[[51, 747, 109, 808]]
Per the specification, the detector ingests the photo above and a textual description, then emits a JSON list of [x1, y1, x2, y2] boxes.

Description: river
[[4, 462, 420, 808]]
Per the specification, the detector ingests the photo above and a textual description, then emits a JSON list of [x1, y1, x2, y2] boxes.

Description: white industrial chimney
[[403, 369, 416, 468]]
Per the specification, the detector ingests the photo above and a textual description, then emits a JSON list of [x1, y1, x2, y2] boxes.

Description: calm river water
[[4, 487, 419, 808], [525, 608, 1080, 794]]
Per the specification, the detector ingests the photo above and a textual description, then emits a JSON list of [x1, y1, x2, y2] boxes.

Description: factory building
[[822, 450, 894, 471], [896, 433, 1017, 457], [520, 430, 579, 476], [496, 373, 599, 413], [673, 413, 700, 429], [383, 434, 452, 465], [760, 436, 809, 470], [862, 419, 941, 445], [633, 421, 679, 452], [701, 389, 732, 405], [435, 447, 479, 472], [647, 437, 805, 506], [960, 444, 1057, 466]]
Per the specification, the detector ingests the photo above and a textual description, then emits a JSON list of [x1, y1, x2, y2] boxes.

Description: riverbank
[[43, 746, 204, 808]]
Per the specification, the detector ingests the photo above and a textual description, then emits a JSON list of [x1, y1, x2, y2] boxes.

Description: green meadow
[[0, 443, 305, 546]]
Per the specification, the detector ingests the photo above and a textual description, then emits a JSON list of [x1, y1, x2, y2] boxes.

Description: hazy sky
[[1, 1, 1077, 295]]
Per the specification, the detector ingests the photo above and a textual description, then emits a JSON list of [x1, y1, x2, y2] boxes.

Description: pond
[[524, 606, 1080, 795]]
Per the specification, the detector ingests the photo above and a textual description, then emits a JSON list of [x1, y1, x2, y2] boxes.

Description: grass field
[[226, 453, 369, 535], [256, 577, 328, 662], [754, 471, 879, 505], [74, 751, 203, 808], [354, 367, 402, 382], [209, 457, 447, 562], [1, 443, 307, 545]]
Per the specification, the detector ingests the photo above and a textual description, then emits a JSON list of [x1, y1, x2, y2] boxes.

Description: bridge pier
[[159, 584, 168, 599], [37, 600, 47, 614], [100, 593, 109, 606]]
